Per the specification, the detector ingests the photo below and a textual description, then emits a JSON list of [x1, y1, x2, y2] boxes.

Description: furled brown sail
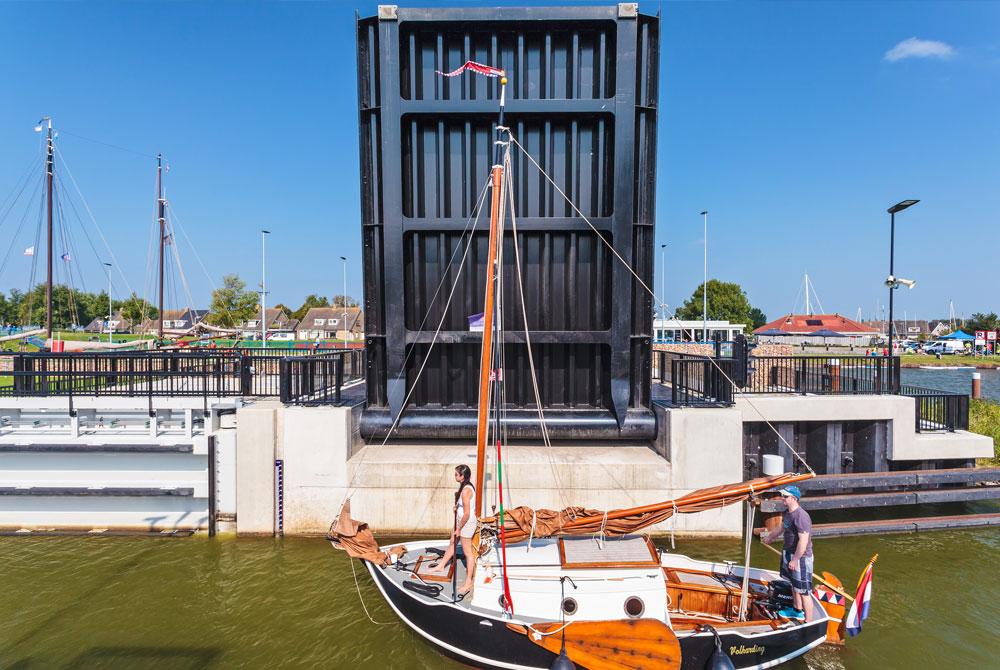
[[482, 472, 813, 545], [327, 499, 405, 567]]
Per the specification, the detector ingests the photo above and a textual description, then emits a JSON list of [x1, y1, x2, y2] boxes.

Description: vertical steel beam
[[609, 9, 639, 427], [377, 10, 407, 420]]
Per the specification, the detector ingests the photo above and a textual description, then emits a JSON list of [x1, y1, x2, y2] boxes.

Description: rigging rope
[[54, 146, 138, 298], [339, 175, 492, 505], [504, 128, 815, 476], [503, 145, 573, 509]]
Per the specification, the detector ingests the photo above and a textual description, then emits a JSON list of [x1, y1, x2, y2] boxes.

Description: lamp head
[[887, 199, 919, 214]]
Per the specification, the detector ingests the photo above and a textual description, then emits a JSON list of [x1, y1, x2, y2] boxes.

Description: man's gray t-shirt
[[782, 506, 813, 557]]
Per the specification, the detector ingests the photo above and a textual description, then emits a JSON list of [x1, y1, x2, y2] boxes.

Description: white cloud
[[885, 37, 955, 62]]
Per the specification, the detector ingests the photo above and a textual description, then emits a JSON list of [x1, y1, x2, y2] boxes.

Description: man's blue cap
[[778, 485, 802, 500]]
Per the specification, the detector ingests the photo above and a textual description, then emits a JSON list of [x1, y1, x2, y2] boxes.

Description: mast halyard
[[156, 154, 165, 338], [474, 74, 508, 516], [43, 118, 54, 339]]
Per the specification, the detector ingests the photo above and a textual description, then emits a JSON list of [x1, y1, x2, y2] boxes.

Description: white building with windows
[[652, 318, 746, 343], [296, 306, 364, 341]]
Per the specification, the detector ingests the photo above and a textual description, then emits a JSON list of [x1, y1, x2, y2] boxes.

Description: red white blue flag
[[436, 61, 505, 78], [845, 554, 878, 637]]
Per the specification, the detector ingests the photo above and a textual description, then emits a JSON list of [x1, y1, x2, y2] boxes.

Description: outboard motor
[[702, 625, 735, 670], [766, 579, 795, 612]]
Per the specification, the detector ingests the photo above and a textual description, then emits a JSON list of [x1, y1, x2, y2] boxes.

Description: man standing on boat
[[762, 485, 815, 622]]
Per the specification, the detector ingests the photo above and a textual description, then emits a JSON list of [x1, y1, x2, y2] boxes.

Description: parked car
[[923, 341, 965, 355]]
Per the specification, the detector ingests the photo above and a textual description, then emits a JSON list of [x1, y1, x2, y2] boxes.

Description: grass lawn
[[899, 354, 1000, 368], [971, 399, 1000, 466]]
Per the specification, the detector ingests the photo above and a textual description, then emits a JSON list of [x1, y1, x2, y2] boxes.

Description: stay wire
[[0, 155, 43, 233], [504, 146, 573, 510], [339, 175, 491, 504], [0, 172, 45, 282], [505, 129, 814, 477], [54, 145, 137, 297]]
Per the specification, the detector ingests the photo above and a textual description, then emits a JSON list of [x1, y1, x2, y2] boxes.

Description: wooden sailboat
[[331, 64, 849, 670]]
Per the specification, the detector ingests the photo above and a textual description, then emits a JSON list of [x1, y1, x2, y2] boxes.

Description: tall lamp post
[[103, 262, 112, 344], [261, 229, 270, 348], [700, 210, 708, 342], [886, 199, 919, 388], [340, 256, 348, 348]]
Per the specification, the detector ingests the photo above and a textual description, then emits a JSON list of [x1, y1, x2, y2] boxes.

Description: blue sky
[[0, 1, 996, 322]]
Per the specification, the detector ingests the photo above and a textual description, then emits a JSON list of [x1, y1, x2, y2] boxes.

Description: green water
[[3, 528, 999, 669]]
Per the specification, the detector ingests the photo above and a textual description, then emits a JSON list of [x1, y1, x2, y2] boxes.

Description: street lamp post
[[340, 256, 348, 348], [103, 262, 112, 344], [261, 230, 270, 349], [886, 199, 919, 388], [700, 210, 708, 342]]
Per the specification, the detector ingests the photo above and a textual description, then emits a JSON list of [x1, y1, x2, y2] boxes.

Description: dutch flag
[[845, 554, 878, 637]]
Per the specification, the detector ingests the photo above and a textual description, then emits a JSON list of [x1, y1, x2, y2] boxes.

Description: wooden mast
[[44, 119, 54, 340], [156, 154, 165, 338], [474, 75, 508, 515]]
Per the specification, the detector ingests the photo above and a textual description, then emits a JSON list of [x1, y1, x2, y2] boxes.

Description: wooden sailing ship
[[330, 63, 856, 670]]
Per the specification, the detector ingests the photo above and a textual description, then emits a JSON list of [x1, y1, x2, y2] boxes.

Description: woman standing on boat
[[431, 465, 476, 595]]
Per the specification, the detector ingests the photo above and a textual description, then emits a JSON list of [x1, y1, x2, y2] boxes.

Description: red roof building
[[755, 314, 878, 336]]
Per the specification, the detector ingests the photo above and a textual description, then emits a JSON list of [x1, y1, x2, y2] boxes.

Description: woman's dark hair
[[455, 464, 472, 502]]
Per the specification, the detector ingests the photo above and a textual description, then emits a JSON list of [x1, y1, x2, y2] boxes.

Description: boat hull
[[367, 561, 828, 670]]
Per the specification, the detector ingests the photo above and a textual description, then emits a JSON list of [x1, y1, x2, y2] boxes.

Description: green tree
[[749, 307, 768, 330], [331, 294, 359, 308], [207, 274, 259, 328], [118, 293, 158, 326], [676, 280, 758, 331], [18, 284, 101, 330], [966, 312, 1000, 333], [292, 294, 330, 321]]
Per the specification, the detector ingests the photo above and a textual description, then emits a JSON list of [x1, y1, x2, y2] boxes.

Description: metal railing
[[654, 351, 735, 406], [900, 384, 969, 433], [0, 351, 244, 400], [742, 355, 900, 395], [0, 348, 366, 407], [279, 349, 366, 405]]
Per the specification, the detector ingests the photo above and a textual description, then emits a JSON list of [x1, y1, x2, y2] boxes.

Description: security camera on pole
[[885, 199, 919, 389]]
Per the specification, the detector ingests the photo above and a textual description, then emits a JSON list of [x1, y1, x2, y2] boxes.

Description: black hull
[[368, 563, 828, 670]]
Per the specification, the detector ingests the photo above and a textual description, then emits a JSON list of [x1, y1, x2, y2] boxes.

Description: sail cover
[[482, 472, 811, 544]]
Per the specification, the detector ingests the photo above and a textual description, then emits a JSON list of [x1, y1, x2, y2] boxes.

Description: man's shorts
[[780, 549, 814, 595]]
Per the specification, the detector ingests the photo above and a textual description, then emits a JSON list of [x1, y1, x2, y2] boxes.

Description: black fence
[[0, 348, 366, 407], [0, 351, 244, 400], [742, 355, 900, 395], [653, 351, 734, 406], [652, 350, 968, 432], [279, 349, 366, 405], [901, 384, 970, 433]]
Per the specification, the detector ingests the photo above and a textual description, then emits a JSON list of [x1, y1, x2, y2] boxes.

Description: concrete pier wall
[[0, 390, 991, 537]]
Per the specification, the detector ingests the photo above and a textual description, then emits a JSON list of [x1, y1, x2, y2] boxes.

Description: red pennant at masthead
[[436, 61, 506, 78]]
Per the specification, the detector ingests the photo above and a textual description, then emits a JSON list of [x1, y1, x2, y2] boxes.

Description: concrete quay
[[0, 387, 992, 538]]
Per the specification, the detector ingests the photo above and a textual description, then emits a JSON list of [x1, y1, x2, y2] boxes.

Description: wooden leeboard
[[559, 535, 659, 569], [511, 618, 681, 670]]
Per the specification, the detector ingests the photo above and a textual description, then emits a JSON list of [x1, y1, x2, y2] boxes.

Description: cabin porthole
[[561, 598, 578, 616], [624, 596, 645, 619]]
